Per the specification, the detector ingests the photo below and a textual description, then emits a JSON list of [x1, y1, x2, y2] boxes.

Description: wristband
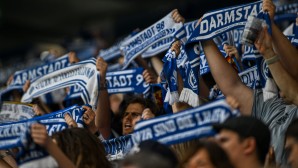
[[265, 55, 280, 65]]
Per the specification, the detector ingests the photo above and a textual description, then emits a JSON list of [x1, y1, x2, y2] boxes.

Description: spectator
[[285, 119, 298, 168], [180, 140, 234, 168], [213, 116, 271, 168]]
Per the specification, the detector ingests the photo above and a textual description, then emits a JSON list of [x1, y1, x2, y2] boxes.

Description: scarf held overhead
[[130, 99, 239, 146], [21, 58, 99, 108], [0, 102, 34, 124], [120, 10, 185, 69]]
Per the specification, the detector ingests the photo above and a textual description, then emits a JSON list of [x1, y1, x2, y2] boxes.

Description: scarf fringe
[[179, 88, 200, 107]]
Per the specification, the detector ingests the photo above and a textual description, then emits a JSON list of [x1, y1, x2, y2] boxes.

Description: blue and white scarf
[[187, 1, 262, 43], [120, 10, 186, 69], [176, 45, 200, 107], [103, 135, 132, 161], [142, 20, 198, 58], [286, 15, 298, 47], [21, 58, 99, 108], [99, 33, 135, 62], [209, 65, 262, 100], [0, 105, 85, 165], [0, 102, 34, 123], [233, 28, 244, 55], [180, 1, 262, 106], [106, 68, 150, 94], [65, 68, 150, 101], [274, 2, 298, 23], [129, 99, 239, 146], [161, 50, 179, 105], [107, 63, 123, 72], [7, 54, 70, 91]]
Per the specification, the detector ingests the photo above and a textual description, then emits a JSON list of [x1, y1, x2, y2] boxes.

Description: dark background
[[9, 0, 298, 85], [0, 0, 257, 60]]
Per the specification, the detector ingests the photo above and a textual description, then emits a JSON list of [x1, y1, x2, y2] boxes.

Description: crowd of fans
[[0, 0, 298, 167]]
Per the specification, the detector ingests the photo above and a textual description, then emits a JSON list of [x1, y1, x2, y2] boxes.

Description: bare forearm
[[96, 89, 111, 139], [271, 23, 298, 78], [202, 40, 253, 115], [46, 141, 76, 168], [202, 40, 244, 95], [150, 56, 163, 75], [268, 60, 298, 105]]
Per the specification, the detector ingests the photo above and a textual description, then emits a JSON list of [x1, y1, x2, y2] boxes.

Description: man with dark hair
[[213, 116, 271, 168], [121, 96, 156, 135], [95, 57, 156, 139], [285, 119, 298, 168]]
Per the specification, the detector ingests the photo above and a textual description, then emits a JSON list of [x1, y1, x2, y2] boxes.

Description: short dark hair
[[286, 118, 298, 141], [180, 140, 234, 168], [120, 95, 158, 118], [213, 116, 271, 164]]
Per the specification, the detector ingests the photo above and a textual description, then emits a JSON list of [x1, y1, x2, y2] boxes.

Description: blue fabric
[[130, 99, 240, 146], [106, 68, 150, 94], [120, 11, 185, 69], [187, 1, 262, 43], [0, 105, 85, 164], [21, 58, 99, 108], [161, 50, 179, 105], [274, 2, 298, 23], [103, 135, 132, 160]]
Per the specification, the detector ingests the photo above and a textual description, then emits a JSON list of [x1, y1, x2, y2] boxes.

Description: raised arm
[[95, 57, 112, 139], [201, 39, 253, 115], [255, 27, 298, 105], [31, 123, 76, 168], [263, 0, 298, 79]]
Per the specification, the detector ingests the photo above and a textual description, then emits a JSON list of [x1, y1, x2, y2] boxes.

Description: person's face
[[185, 149, 216, 168], [216, 129, 244, 166], [122, 103, 144, 135], [285, 136, 298, 168]]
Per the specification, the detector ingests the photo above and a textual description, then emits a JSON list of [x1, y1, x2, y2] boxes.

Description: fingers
[[96, 57, 108, 78], [172, 9, 185, 23], [23, 80, 30, 92], [262, 0, 276, 20], [33, 104, 45, 116], [64, 113, 78, 128], [82, 106, 95, 125], [226, 96, 240, 109], [223, 44, 239, 57], [31, 123, 49, 147], [142, 108, 155, 120], [142, 70, 157, 84], [195, 17, 203, 28], [68, 51, 80, 64], [170, 41, 181, 56]]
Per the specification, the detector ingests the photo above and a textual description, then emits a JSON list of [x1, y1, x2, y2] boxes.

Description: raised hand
[[142, 69, 157, 84], [82, 105, 98, 134], [31, 123, 51, 148], [141, 108, 155, 120], [171, 40, 181, 56], [172, 9, 185, 23], [68, 51, 80, 64], [254, 27, 276, 59], [64, 113, 78, 128], [96, 57, 108, 79], [262, 0, 276, 22], [23, 80, 30, 92]]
